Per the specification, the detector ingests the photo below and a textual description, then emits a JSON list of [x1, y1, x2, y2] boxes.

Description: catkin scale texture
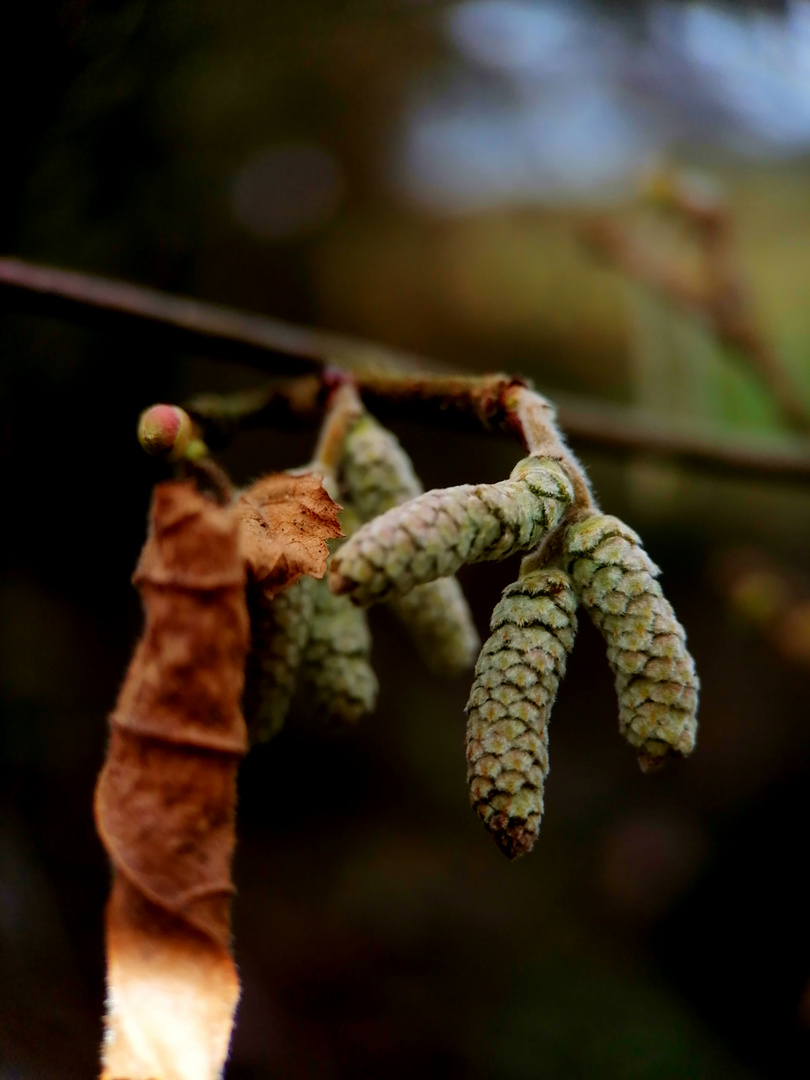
[[242, 579, 314, 744], [242, 471, 379, 736], [331, 455, 574, 605], [388, 580, 480, 675], [294, 574, 378, 726], [340, 414, 422, 514], [465, 567, 577, 859], [340, 415, 480, 673], [563, 514, 698, 770]]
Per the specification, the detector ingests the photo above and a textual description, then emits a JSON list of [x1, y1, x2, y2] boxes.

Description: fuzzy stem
[[181, 456, 234, 506], [311, 383, 366, 474], [503, 385, 594, 510]]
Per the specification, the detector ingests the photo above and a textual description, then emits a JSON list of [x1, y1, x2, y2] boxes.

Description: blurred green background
[[3, 1, 810, 1077]]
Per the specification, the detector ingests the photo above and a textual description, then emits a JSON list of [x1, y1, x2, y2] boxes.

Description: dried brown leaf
[[95, 481, 249, 1080], [235, 471, 342, 599]]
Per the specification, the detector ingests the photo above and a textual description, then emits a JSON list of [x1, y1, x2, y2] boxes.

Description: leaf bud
[[137, 404, 194, 462]]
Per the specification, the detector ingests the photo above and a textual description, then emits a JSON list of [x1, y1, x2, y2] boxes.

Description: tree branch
[[581, 169, 810, 433], [551, 394, 810, 484], [3, 255, 810, 483], [186, 377, 810, 485], [0, 256, 434, 376]]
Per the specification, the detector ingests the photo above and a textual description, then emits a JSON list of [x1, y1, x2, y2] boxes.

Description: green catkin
[[562, 513, 699, 771], [388, 579, 480, 676], [242, 463, 379, 740], [294, 572, 378, 727], [284, 486, 378, 728], [331, 455, 574, 605], [243, 577, 315, 743], [340, 414, 480, 674], [340, 413, 423, 516], [465, 566, 578, 859]]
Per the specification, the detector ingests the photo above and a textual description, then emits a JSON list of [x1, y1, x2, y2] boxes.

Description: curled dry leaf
[[235, 471, 343, 597], [95, 481, 249, 1080]]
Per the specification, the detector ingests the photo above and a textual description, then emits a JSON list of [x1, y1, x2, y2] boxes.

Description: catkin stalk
[[562, 513, 698, 771], [331, 455, 574, 605], [466, 566, 577, 859]]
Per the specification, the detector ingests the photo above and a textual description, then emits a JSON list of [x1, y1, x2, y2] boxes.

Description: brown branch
[[581, 174, 810, 433], [553, 394, 810, 484], [185, 377, 810, 486], [582, 216, 707, 309], [311, 382, 365, 474], [0, 256, 436, 376], [185, 373, 532, 444], [503, 384, 594, 508], [4, 255, 810, 483]]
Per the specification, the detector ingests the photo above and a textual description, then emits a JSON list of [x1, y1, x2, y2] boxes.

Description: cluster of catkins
[[246, 410, 699, 860], [242, 413, 481, 743]]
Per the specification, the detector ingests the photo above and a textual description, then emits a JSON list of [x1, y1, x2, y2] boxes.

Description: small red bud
[[137, 404, 193, 461]]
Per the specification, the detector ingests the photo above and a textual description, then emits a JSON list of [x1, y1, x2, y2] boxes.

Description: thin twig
[[0, 256, 435, 376], [181, 456, 234, 505], [311, 383, 365, 473], [581, 173, 810, 433], [553, 394, 810, 483], [502, 384, 594, 509], [184, 376, 810, 485], [3, 255, 810, 482], [185, 377, 326, 447]]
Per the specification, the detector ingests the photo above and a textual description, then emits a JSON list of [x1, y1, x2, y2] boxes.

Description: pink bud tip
[[138, 404, 193, 460]]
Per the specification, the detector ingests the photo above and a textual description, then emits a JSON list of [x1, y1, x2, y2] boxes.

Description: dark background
[[3, 2, 810, 1078]]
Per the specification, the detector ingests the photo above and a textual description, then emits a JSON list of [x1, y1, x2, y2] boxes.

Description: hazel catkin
[[237, 465, 346, 741], [388, 579, 480, 676], [293, 574, 378, 727], [562, 513, 698, 771], [340, 413, 422, 516], [331, 455, 574, 605], [242, 578, 315, 743], [340, 414, 480, 674], [465, 565, 577, 859]]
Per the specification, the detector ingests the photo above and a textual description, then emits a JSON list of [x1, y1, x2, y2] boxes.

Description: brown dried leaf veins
[[235, 471, 343, 598]]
